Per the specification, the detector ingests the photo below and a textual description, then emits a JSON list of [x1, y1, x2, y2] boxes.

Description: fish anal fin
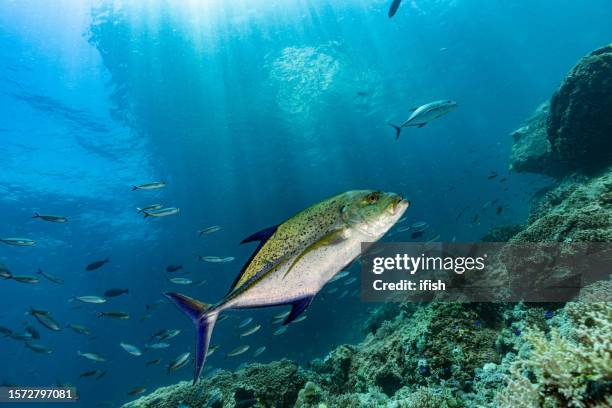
[[240, 225, 278, 245], [282, 228, 348, 279], [284, 296, 313, 325]]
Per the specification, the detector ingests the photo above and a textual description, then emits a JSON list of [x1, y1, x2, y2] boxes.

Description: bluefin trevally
[[389, 100, 458, 139], [165, 190, 408, 383]]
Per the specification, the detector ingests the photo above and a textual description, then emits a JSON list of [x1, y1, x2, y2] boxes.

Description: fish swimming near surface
[[131, 181, 166, 191], [165, 189, 408, 383], [27, 308, 61, 331], [31, 213, 67, 223], [389, 100, 458, 139], [137, 204, 162, 213], [143, 207, 180, 218], [103, 288, 129, 298], [388, 0, 403, 18], [0, 237, 35, 246], [37, 269, 64, 284], [86, 259, 109, 271]]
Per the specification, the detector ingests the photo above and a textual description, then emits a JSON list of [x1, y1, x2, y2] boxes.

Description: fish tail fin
[[136, 208, 142, 213], [389, 123, 402, 140], [96, 312, 104, 318], [131, 186, 138, 191], [164, 292, 218, 384], [143, 212, 149, 218], [32, 213, 39, 218]]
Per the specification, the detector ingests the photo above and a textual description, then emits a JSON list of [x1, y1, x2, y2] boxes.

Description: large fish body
[[390, 100, 458, 139], [166, 190, 408, 383]]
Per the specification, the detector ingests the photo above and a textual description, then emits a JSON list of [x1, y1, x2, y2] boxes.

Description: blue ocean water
[[1, 1, 611, 406]]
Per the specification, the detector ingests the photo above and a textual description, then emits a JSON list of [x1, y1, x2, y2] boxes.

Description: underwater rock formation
[[547, 44, 612, 174], [511, 44, 612, 177], [509, 102, 558, 176]]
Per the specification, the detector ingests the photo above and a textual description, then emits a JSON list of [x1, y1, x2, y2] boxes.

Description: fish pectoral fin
[[282, 228, 349, 279], [240, 225, 278, 245], [284, 296, 313, 325]]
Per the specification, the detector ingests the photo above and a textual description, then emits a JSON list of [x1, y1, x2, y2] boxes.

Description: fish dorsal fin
[[409, 106, 418, 112], [240, 225, 278, 245], [227, 225, 279, 294]]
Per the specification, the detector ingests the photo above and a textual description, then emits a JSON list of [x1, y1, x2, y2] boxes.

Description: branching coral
[[497, 302, 612, 408]]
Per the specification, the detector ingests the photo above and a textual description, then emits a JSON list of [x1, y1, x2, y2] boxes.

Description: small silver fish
[[291, 315, 307, 324], [168, 277, 192, 285], [97, 311, 130, 320], [32, 213, 67, 223], [253, 346, 266, 357], [137, 204, 162, 213], [240, 324, 261, 337], [273, 326, 287, 336], [120, 342, 142, 356], [66, 324, 90, 335], [273, 310, 291, 319], [167, 352, 190, 372], [11, 275, 40, 284], [143, 207, 179, 218], [153, 329, 181, 341], [206, 344, 220, 357], [238, 318, 253, 328], [25, 342, 52, 354], [344, 277, 357, 285], [0, 237, 35, 246], [328, 271, 350, 283], [198, 226, 221, 236], [132, 181, 166, 191], [226, 345, 249, 357], [27, 308, 61, 331], [73, 296, 107, 304], [37, 269, 64, 284], [145, 342, 170, 350], [77, 351, 106, 362], [127, 386, 147, 396]]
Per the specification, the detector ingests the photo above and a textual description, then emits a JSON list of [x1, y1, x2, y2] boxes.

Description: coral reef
[[547, 44, 612, 174], [496, 302, 612, 408]]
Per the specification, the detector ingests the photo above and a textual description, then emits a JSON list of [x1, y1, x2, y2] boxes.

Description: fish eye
[[366, 192, 380, 204]]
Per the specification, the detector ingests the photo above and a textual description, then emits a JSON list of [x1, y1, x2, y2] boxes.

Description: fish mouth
[[386, 196, 410, 216]]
